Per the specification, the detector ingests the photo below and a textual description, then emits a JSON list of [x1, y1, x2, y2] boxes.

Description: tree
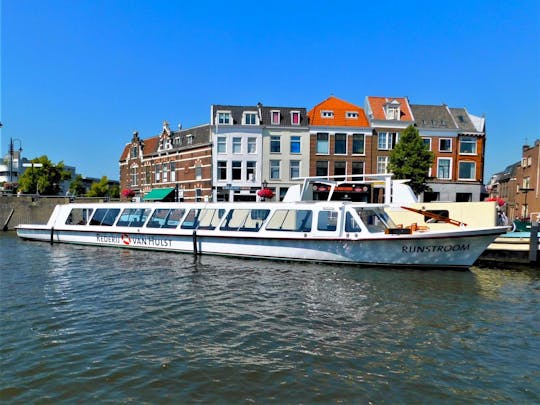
[[69, 174, 87, 197], [86, 176, 111, 197], [18, 155, 71, 195], [388, 125, 434, 195]]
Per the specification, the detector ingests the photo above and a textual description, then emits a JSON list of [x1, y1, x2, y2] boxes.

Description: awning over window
[[143, 187, 175, 201]]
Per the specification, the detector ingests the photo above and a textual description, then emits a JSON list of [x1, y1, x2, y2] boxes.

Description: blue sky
[[2, 0, 539, 181]]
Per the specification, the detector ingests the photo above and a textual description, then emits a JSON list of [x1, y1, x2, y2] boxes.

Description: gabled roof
[[211, 104, 308, 126], [449, 108, 479, 132], [410, 104, 459, 130], [307, 96, 369, 127], [365, 96, 414, 121], [119, 124, 211, 162]]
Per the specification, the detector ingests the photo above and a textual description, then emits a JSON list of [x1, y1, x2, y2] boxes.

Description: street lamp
[[22, 162, 44, 194], [9, 138, 23, 184]]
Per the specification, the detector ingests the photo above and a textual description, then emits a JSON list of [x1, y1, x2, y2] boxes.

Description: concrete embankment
[[0, 195, 106, 231]]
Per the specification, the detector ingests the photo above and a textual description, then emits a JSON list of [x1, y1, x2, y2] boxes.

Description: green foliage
[[69, 174, 87, 197], [388, 125, 434, 195], [86, 176, 111, 197], [18, 155, 71, 195]]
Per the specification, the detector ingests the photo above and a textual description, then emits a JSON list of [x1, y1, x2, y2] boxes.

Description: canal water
[[1, 232, 539, 403]]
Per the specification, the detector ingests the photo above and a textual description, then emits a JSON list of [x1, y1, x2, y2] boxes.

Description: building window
[[439, 138, 452, 152], [317, 133, 329, 154], [385, 106, 400, 120], [437, 158, 452, 179], [352, 161, 364, 175], [458, 161, 476, 180], [247, 137, 256, 153], [271, 110, 280, 125], [270, 160, 280, 179], [130, 166, 138, 187], [195, 188, 202, 202], [291, 111, 300, 125], [195, 165, 202, 180], [244, 112, 257, 125], [459, 137, 477, 154], [155, 164, 161, 183], [217, 112, 231, 125], [352, 134, 365, 154], [247, 161, 256, 181], [290, 160, 300, 179], [316, 161, 329, 177], [130, 146, 138, 159], [456, 193, 472, 202], [217, 136, 226, 153], [232, 137, 242, 154], [321, 110, 334, 118], [346, 112, 358, 119], [290, 136, 301, 154], [217, 161, 227, 180], [270, 136, 281, 153], [334, 133, 347, 154], [162, 163, 169, 183], [377, 156, 389, 174], [145, 166, 151, 185], [170, 162, 176, 182], [187, 135, 193, 145], [378, 132, 399, 150], [334, 161, 346, 180], [232, 161, 242, 180], [422, 138, 432, 150]]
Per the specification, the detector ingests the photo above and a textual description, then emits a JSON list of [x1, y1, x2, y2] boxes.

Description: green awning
[[143, 187, 175, 201]]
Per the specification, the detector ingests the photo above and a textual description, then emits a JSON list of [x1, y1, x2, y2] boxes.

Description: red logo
[[121, 234, 131, 245]]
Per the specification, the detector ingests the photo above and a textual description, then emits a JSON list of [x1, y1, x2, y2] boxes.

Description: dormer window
[[346, 111, 358, 119], [217, 111, 231, 125], [187, 135, 193, 145], [130, 145, 139, 159], [291, 111, 300, 125], [384, 100, 401, 120], [243, 112, 258, 125], [271, 110, 281, 125], [321, 110, 334, 118]]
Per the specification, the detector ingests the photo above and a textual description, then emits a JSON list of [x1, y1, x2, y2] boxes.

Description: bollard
[[530, 221, 539, 264], [192, 230, 198, 255]]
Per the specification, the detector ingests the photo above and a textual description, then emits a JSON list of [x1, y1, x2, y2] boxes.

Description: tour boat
[[16, 175, 507, 269]]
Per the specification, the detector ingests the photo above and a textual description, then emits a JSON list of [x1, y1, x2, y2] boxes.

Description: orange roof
[[307, 96, 369, 127], [366, 96, 413, 121]]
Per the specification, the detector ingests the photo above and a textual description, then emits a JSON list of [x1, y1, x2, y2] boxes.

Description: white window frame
[[217, 136, 227, 153], [243, 111, 258, 125], [217, 111, 232, 125], [316, 133, 329, 154], [247, 137, 257, 154], [439, 138, 452, 152], [290, 111, 300, 126], [271, 110, 281, 125], [437, 158, 452, 180], [232, 137, 242, 154], [459, 137, 477, 155], [346, 111, 358, 119], [422, 138, 432, 151], [270, 160, 280, 180], [290, 160, 300, 179], [270, 136, 281, 153], [334, 133, 347, 155], [377, 156, 389, 174], [378, 132, 399, 150], [458, 161, 476, 181], [321, 110, 334, 118], [290, 136, 301, 154], [352, 133, 365, 155]]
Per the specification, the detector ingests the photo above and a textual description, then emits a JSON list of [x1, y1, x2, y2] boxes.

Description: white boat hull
[[17, 224, 503, 269]]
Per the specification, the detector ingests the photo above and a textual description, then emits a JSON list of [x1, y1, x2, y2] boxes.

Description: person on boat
[[496, 208, 508, 227]]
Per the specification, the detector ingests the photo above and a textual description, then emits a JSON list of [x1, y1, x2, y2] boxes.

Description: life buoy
[[121, 233, 131, 245]]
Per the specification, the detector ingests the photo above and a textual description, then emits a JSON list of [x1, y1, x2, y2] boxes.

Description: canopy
[[143, 187, 175, 201]]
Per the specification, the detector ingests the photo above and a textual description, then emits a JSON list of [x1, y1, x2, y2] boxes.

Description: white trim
[[437, 157, 452, 180]]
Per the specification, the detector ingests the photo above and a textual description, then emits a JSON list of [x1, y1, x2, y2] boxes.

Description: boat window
[[220, 209, 270, 231], [116, 208, 151, 227], [354, 208, 394, 233], [317, 210, 337, 231], [147, 208, 185, 229], [65, 208, 94, 225], [89, 208, 121, 226], [181, 208, 225, 230], [345, 212, 361, 232], [266, 209, 312, 232]]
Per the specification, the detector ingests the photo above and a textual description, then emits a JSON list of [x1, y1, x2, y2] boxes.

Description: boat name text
[[96, 233, 172, 247], [402, 243, 470, 253]]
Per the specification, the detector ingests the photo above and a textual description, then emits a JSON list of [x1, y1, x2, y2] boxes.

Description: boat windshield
[[354, 207, 396, 233]]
